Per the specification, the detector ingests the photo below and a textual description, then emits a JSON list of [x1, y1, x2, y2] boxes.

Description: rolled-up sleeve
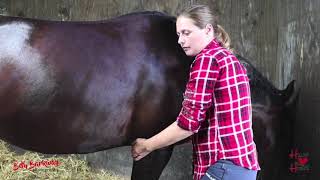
[[176, 54, 220, 133]]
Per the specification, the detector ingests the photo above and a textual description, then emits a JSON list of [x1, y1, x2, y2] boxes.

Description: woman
[[131, 4, 260, 180]]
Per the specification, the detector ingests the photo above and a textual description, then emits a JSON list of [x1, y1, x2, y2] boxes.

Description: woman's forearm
[[145, 121, 193, 151]]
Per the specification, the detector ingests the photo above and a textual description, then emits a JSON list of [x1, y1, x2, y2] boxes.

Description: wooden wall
[[1, 0, 319, 179]]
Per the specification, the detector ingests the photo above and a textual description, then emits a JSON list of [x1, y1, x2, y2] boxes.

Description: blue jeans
[[200, 159, 257, 180]]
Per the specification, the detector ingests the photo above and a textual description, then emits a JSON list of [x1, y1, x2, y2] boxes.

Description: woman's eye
[[184, 32, 191, 36]]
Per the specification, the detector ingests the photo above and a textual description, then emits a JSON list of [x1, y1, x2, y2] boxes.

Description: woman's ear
[[205, 24, 214, 35]]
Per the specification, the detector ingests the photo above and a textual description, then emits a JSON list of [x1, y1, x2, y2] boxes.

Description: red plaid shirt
[[176, 39, 260, 180]]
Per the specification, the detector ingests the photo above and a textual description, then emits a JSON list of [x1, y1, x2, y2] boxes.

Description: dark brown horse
[[0, 11, 295, 179]]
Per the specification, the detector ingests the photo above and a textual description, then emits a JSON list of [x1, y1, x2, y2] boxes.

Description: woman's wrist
[[145, 138, 155, 152]]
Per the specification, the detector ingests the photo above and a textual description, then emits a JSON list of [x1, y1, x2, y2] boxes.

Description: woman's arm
[[131, 121, 193, 161]]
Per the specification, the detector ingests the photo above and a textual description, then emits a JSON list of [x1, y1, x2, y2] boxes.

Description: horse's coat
[[0, 22, 55, 104]]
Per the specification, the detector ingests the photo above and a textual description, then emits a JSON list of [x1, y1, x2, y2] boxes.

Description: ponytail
[[215, 25, 232, 51]]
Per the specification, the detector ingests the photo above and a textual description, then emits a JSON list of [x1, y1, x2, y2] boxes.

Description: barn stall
[[0, 0, 319, 179]]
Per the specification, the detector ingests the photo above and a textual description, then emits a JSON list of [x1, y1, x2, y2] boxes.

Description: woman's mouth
[[183, 47, 190, 51]]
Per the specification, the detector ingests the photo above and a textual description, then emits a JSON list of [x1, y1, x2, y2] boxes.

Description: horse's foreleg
[[131, 146, 174, 180]]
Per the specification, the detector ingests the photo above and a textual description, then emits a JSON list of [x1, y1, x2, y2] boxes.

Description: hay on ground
[[0, 140, 125, 180]]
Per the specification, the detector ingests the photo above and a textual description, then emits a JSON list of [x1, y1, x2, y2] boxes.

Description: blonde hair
[[178, 5, 232, 50]]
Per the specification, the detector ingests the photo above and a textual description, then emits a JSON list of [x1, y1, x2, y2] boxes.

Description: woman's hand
[[131, 138, 152, 161]]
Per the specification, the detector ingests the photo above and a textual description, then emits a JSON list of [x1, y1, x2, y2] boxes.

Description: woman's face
[[176, 16, 211, 57]]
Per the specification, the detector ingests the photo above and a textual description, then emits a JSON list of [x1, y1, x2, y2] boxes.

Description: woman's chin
[[185, 51, 195, 57]]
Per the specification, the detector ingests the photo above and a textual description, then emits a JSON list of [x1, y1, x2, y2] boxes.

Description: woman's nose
[[178, 36, 184, 46]]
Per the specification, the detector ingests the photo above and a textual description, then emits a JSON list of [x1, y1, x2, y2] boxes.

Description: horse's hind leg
[[131, 146, 174, 180]]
